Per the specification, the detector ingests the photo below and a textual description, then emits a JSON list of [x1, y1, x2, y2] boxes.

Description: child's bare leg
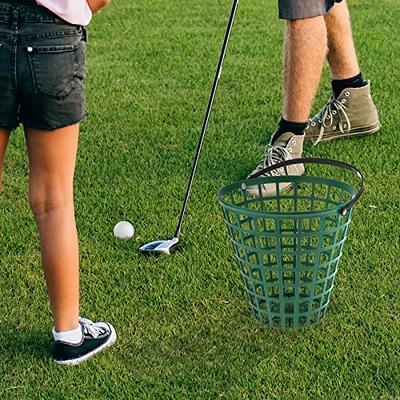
[[24, 124, 80, 332], [0, 128, 10, 193]]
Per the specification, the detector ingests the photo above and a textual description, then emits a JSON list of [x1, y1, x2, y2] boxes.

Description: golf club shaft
[[174, 0, 240, 238]]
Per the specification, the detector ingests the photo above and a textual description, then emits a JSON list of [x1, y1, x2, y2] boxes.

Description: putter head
[[139, 237, 179, 256]]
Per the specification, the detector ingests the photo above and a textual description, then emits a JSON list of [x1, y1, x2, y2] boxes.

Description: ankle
[[332, 72, 367, 98], [53, 324, 82, 344], [272, 117, 307, 142]]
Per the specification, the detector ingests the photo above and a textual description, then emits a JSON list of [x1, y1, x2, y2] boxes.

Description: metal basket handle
[[249, 157, 365, 216]]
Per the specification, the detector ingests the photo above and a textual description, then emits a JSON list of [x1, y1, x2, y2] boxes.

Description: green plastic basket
[[218, 158, 364, 330]]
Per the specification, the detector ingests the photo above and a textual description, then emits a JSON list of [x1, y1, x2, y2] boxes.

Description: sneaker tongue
[[271, 132, 295, 147]]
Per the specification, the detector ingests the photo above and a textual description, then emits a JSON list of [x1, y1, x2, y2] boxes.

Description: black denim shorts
[[279, 0, 343, 20], [0, 2, 87, 130]]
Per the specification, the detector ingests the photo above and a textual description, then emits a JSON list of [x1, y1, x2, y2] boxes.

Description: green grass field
[[1, 0, 399, 398]]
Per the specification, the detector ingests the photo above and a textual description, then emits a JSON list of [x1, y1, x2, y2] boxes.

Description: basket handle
[[249, 157, 365, 216]]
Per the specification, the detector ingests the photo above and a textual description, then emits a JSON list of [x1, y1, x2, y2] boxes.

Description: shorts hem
[[22, 112, 87, 131], [279, 0, 337, 20], [279, 7, 331, 20], [0, 123, 19, 131]]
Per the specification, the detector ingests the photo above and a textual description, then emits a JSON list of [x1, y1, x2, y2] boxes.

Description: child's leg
[[0, 128, 10, 193], [24, 124, 80, 332]]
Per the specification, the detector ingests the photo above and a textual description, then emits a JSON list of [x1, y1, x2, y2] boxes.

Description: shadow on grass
[[0, 325, 52, 362]]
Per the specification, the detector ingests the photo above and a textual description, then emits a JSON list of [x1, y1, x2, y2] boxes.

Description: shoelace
[[313, 96, 351, 145], [250, 144, 292, 177], [80, 318, 107, 339]]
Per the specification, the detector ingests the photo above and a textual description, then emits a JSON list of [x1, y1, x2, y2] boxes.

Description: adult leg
[[305, 1, 380, 143], [0, 128, 10, 193], [247, 15, 328, 194], [25, 124, 80, 332], [283, 17, 328, 123], [325, 0, 360, 80]]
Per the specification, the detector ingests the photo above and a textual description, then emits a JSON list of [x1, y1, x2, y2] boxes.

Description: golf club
[[140, 0, 240, 255]]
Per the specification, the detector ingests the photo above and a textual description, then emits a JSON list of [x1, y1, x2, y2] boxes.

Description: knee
[[29, 185, 73, 219]]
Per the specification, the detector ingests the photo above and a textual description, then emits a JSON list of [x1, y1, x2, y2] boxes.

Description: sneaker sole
[[245, 181, 295, 197], [304, 122, 381, 143], [54, 324, 117, 366]]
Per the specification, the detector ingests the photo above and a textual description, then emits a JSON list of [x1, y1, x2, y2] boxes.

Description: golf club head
[[139, 237, 179, 256]]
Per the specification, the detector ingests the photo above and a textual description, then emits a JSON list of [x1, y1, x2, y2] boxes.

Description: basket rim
[[217, 175, 358, 218]]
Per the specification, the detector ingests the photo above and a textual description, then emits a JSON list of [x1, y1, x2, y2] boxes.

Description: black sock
[[272, 117, 307, 143], [332, 72, 367, 98]]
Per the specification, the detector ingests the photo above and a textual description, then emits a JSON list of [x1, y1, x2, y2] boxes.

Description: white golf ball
[[113, 221, 135, 240]]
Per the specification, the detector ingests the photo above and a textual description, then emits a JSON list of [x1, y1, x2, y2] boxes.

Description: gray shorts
[[0, 2, 87, 131], [279, 0, 343, 20]]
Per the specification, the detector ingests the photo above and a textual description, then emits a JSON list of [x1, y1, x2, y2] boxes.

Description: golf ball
[[113, 221, 135, 240]]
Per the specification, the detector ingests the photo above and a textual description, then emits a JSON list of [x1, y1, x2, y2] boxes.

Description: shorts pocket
[[26, 43, 83, 100]]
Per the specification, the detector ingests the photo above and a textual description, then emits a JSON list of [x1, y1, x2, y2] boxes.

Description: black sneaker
[[53, 317, 117, 366]]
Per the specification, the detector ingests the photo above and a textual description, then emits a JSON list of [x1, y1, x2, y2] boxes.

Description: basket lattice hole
[[239, 216, 253, 230], [251, 269, 261, 281], [284, 287, 295, 297], [265, 270, 279, 283], [280, 219, 295, 232], [244, 234, 257, 247], [283, 271, 295, 280], [246, 280, 255, 293], [281, 236, 295, 249], [300, 285, 312, 297], [267, 237, 277, 249], [312, 299, 321, 310], [300, 253, 316, 266], [237, 247, 246, 259], [323, 235, 334, 248], [247, 252, 259, 265], [318, 267, 328, 280], [282, 255, 295, 267], [284, 302, 295, 313], [263, 253, 277, 267], [320, 252, 331, 265], [329, 186, 343, 204], [300, 270, 313, 283], [268, 287, 280, 298], [325, 216, 338, 230], [255, 285, 265, 296], [314, 183, 329, 199], [298, 301, 310, 313], [315, 285, 324, 296]]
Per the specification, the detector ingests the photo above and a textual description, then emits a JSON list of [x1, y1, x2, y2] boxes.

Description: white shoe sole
[[305, 122, 381, 143], [54, 324, 117, 366]]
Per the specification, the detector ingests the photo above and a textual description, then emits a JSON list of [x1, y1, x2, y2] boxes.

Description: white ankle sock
[[52, 325, 83, 344]]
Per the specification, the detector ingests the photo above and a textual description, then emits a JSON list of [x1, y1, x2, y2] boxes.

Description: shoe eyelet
[[305, 125, 310, 130], [292, 141, 296, 145], [326, 115, 331, 119], [333, 126, 337, 130], [311, 122, 316, 127], [345, 92, 350, 97], [332, 110, 337, 115], [289, 148, 293, 153], [342, 99, 347, 104]]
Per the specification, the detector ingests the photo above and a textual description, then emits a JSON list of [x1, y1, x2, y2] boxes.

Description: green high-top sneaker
[[305, 82, 380, 144]]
